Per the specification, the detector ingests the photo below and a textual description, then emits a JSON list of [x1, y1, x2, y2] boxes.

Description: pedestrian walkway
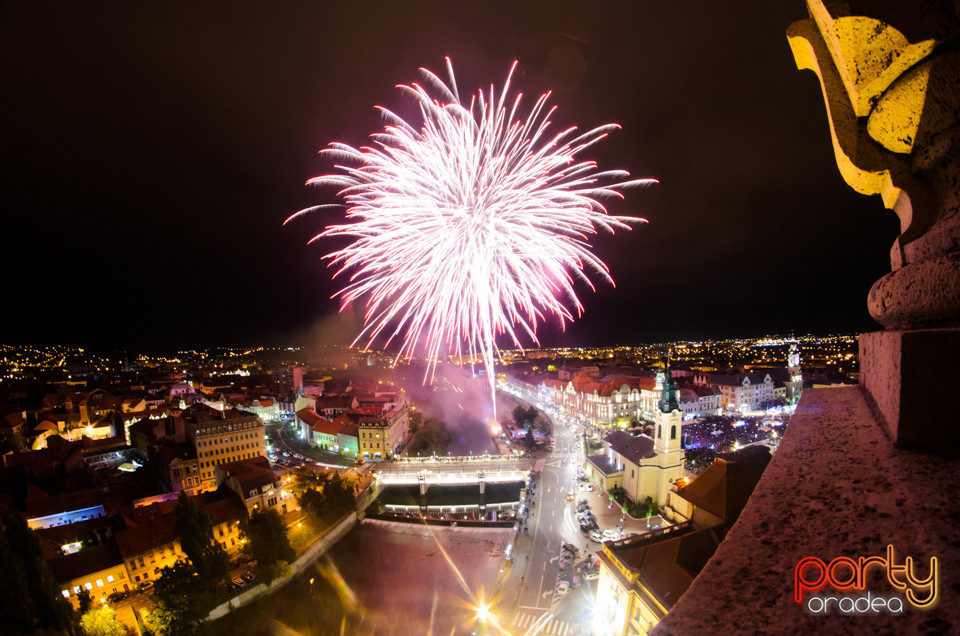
[[510, 610, 578, 635]]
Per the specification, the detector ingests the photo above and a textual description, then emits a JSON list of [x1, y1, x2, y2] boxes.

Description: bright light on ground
[[476, 603, 490, 623]]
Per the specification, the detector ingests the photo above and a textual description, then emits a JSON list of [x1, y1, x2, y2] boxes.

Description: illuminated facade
[[585, 365, 684, 506], [545, 375, 662, 428], [359, 405, 409, 460], [51, 544, 130, 609], [187, 406, 267, 489]]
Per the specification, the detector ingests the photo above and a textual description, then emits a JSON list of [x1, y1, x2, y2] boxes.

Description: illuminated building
[[359, 404, 409, 460], [544, 375, 661, 427], [51, 544, 130, 608], [693, 372, 776, 411], [215, 456, 291, 514], [185, 404, 267, 489], [594, 446, 771, 635], [117, 493, 246, 587], [585, 363, 684, 506]]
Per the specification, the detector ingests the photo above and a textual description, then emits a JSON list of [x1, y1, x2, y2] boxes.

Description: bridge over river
[[375, 454, 534, 493]]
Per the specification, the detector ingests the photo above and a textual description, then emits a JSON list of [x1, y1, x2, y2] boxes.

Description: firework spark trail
[[287, 58, 656, 415]]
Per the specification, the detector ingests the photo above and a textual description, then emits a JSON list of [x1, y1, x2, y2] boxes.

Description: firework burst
[[287, 59, 656, 413]]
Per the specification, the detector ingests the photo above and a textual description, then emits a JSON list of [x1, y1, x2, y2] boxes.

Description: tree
[[3, 511, 76, 633], [287, 466, 321, 495], [141, 604, 176, 636], [240, 508, 294, 569], [298, 471, 356, 523], [152, 558, 216, 634], [79, 606, 126, 636], [523, 427, 537, 450], [0, 527, 33, 633], [408, 418, 450, 455], [512, 405, 529, 427], [9, 432, 26, 452], [77, 589, 94, 614], [174, 492, 229, 593]]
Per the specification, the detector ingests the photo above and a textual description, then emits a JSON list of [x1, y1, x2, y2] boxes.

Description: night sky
[[1, 1, 901, 350]]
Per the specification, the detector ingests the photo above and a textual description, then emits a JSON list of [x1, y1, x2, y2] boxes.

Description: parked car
[[138, 581, 154, 591], [603, 528, 620, 541], [562, 543, 579, 556], [589, 530, 604, 543], [585, 570, 600, 581], [232, 577, 246, 588], [107, 591, 128, 603], [241, 571, 256, 584], [556, 580, 570, 596], [559, 553, 575, 567]]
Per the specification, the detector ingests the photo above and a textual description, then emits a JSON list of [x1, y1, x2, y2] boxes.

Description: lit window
[[62, 590, 70, 598], [84, 583, 93, 591], [107, 575, 114, 583]]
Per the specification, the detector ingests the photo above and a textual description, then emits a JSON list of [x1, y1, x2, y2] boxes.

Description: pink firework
[[287, 59, 656, 414]]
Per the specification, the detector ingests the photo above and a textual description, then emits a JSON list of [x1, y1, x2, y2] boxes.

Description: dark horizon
[[0, 2, 899, 351]]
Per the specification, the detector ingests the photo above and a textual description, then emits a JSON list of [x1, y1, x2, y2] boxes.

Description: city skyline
[[1, 2, 899, 350]]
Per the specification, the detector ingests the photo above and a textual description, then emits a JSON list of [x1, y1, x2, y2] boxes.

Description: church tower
[[787, 342, 802, 404], [653, 358, 685, 505]]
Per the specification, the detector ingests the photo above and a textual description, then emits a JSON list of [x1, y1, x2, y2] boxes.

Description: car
[[355, 458, 366, 466], [241, 571, 256, 584], [585, 570, 599, 581], [232, 577, 246, 588], [559, 553, 575, 567], [107, 591, 128, 603], [556, 580, 570, 596], [138, 581, 154, 591], [579, 523, 593, 533], [227, 582, 241, 594], [565, 492, 574, 501], [562, 543, 579, 556], [589, 530, 604, 543], [603, 529, 620, 541]]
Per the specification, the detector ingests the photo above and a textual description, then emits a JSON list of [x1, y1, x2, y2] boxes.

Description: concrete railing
[[205, 510, 360, 622]]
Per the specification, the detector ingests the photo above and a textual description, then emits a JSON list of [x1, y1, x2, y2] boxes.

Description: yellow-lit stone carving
[[787, 20, 904, 208], [807, 0, 935, 118], [866, 61, 931, 154]]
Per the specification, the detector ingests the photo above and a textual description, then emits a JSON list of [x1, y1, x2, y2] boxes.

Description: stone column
[[788, 0, 960, 449]]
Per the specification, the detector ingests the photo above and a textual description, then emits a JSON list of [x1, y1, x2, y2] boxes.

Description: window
[[671, 425, 677, 440], [107, 575, 114, 583], [73, 586, 81, 594], [85, 582, 93, 591], [62, 590, 70, 598]]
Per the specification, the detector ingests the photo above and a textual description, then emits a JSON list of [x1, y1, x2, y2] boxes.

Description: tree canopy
[[240, 508, 294, 569], [174, 492, 229, 593], [79, 606, 127, 636]]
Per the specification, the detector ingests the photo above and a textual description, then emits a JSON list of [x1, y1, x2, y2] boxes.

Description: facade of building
[[585, 365, 686, 506], [694, 372, 776, 411], [215, 457, 291, 515], [185, 405, 267, 490], [51, 544, 130, 609], [358, 405, 409, 460], [544, 374, 662, 428]]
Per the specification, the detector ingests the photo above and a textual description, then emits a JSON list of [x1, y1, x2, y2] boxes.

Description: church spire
[[658, 355, 679, 413]]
